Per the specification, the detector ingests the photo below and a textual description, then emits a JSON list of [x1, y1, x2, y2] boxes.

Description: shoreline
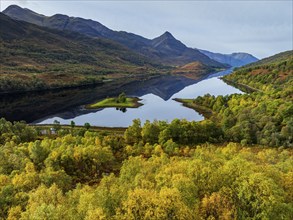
[[173, 98, 213, 119], [221, 78, 262, 93]]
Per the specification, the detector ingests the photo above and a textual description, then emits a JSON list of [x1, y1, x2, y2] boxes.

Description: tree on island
[[116, 92, 126, 103]]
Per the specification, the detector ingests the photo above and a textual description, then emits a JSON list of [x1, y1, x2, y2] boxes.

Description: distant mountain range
[[2, 5, 227, 68], [198, 49, 258, 67]]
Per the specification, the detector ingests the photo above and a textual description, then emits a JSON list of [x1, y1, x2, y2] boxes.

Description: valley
[[0, 5, 259, 94], [0, 2, 292, 220]]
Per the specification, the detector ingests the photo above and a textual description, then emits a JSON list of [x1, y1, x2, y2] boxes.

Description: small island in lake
[[86, 93, 143, 109]]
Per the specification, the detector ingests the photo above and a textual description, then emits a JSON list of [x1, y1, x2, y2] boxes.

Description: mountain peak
[[151, 31, 186, 52], [3, 4, 37, 15], [3, 4, 45, 25], [159, 31, 176, 40], [3, 4, 21, 11], [163, 31, 174, 37]]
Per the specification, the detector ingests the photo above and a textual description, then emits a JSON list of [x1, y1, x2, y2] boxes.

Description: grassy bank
[[173, 98, 213, 118], [86, 97, 143, 109]]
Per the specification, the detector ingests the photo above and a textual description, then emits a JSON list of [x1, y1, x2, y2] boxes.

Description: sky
[[1, 0, 292, 59]]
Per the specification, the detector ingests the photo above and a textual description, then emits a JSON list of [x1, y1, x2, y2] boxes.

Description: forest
[[180, 51, 293, 147], [0, 51, 292, 219], [0, 118, 292, 219]]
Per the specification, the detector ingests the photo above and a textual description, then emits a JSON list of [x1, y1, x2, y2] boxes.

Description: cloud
[[17, 0, 28, 5]]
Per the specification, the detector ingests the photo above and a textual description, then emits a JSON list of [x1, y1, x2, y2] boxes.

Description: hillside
[[224, 50, 293, 95], [2, 4, 148, 49], [177, 50, 292, 147], [0, 13, 164, 93], [199, 49, 258, 67], [172, 61, 214, 79], [244, 50, 292, 67], [3, 5, 226, 68], [149, 32, 224, 67]]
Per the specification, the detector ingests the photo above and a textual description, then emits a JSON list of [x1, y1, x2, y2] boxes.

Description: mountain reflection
[[0, 75, 198, 123]]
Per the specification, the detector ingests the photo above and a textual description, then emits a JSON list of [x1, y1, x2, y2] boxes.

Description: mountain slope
[[199, 49, 258, 67], [3, 5, 226, 68], [172, 61, 214, 79], [2, 4, 149, 49], [149, 32, 224, 67], [244, 50, 292, 67], [224, 50, 292, 96], [0, 13, 164, 93]]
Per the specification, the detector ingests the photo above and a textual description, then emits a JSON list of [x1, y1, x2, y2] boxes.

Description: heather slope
[[224, 50, 293, 94], [0, 13, 164, 93]]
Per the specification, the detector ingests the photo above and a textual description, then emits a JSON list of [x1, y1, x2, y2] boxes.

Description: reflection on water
[[172, 77, 242, 99], [0, 75, 198, 123], [0, 68, 242, 127], [40, 94, 204, 127], [36, 68, 243, 127]]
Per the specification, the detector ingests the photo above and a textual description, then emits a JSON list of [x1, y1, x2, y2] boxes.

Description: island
[[86, 93, 143, 109]]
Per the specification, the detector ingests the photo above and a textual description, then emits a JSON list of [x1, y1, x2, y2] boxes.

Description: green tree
[[69, 121, 76, 135], [84, 122, 91, 130], [117, 92, 126, 103], [53, 120, 61, 133], [124, 119, 142, 144]]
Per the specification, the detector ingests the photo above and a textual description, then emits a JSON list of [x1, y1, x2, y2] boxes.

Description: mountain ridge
[[224, 50, 292, 94], [0, 12, 165, 93], [198, 49, 258, 67], [3, 4, 226, 68]]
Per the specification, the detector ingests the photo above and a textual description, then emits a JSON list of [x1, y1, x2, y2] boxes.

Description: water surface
[[37, 69, 242, 127]]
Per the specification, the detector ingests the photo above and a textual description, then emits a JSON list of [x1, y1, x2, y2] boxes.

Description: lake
[[0, 68, 242, 127], [33, 68, 242, 127]]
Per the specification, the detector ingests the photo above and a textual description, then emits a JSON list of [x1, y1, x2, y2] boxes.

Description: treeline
[[124, 119, 222, 146], [192, 92, 292, 147], [0, 118, 37, 144], [0, 118, 292, 219], [0, 73, 102, 94]]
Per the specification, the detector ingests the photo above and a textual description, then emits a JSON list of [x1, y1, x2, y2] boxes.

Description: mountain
[[3, 5, 226, 68], [0, 13, 163, 93], [2, 4, 148, 49], [124, 75, 199, 100], [224, 50, 292, 93], [199, 49, 258, 67], [244, 50, 292, 67], [149, 32, 224, 66]]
